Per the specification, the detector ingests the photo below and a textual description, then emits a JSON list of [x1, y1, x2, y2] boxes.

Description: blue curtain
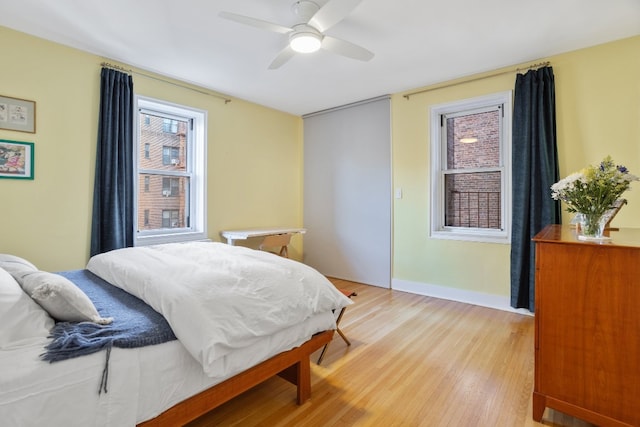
[[90, 68, 134, 257], [510, 66, 561, 311]]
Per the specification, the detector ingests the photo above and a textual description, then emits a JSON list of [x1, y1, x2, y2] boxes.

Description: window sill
[[430, 229, 511, 244], [135, 231, 209, 247]]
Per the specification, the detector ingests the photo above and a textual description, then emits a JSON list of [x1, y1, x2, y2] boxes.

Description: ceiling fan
[[219, 0, 374, 69]]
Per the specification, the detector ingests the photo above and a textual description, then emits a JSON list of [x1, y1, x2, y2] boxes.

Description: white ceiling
[[1, 0, 639, 116]]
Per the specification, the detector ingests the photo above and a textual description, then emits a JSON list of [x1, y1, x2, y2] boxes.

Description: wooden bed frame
[[138, 330, 334, 427]]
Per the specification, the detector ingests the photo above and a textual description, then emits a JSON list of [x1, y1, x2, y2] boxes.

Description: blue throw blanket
[[41, 270, 176, 393]]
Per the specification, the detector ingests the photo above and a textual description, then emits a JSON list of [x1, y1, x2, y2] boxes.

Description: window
[[162, 118, 178, 134], [161, 209, 181, 228], [430, 92, 511, 243], [161, 177, 180, 197], [135, 96, 207, 245], [162, 146, 180, 166]]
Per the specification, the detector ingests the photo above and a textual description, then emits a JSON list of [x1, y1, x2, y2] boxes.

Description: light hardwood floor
[[187, 278, 595, 427]]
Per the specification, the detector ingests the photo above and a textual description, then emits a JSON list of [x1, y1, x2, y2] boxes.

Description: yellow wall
[[2, 24, 638, 302], [0, 26, 303, 271], [392, 35, 640, 299]]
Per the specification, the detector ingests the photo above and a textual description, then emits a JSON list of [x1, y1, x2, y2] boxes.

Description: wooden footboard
[[137, 330, 334, 427]]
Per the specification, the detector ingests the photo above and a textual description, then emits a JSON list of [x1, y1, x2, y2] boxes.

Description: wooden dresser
[[532, 225, 640, 426]]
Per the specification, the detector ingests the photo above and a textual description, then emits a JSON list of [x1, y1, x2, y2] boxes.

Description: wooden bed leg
[[277, 356, 312, 404], [296, 356, 311, 404]]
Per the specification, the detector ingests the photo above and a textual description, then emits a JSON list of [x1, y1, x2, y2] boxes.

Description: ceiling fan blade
[[309, 0, 364, 33], [219, 11, 292, 34], [268, 46, 297, 69], [322, 36, 374, 62]]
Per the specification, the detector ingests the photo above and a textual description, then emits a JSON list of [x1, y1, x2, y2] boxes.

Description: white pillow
[[0, 253, 38, 270], [0, 253, 38, 285], [21, 271, 113, 325], [0, 267, 54, 349]]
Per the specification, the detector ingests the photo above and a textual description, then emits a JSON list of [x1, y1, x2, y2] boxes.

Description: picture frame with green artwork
[[0, 139, 34, 180]]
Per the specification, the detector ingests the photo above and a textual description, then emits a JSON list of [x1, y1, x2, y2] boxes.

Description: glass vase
[[579, 212, 606, 239]]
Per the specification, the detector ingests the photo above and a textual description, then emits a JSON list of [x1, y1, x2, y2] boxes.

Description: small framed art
[[0, 95, 36, 133], [0, 139, 34, 180]]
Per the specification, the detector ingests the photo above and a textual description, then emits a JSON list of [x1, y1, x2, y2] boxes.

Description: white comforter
[[87, 242, 351, 376]]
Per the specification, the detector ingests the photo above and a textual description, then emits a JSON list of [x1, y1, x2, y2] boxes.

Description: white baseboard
[[392, 278, 532, 316]]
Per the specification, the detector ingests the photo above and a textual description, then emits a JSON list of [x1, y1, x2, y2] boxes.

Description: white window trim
[[134, 96, 208, 246], [429, 91, 512, 244]]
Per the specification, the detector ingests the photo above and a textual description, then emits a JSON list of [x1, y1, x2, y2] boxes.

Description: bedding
[[41, 270, 178, 394], [0, 253, 38, 277], [1, 243, 348, 426], [23, 270, 113, 324], [1, 336, 141, 426], [1, 254, 110, 324], [87, 241, 352, 376], [43, 269, 176, 363], [0, 313, 335, 426], [0, 267, 54, 349]]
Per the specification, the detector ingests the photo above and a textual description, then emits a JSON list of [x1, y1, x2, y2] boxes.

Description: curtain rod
[[100, 62, 232, 104], [403, 61, 550, 100]]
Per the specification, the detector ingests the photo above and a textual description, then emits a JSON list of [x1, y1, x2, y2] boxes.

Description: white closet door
[[303, 96, 391, 288]]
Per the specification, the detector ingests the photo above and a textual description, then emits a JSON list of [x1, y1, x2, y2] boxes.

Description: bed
[[0, 242, 350, 426]]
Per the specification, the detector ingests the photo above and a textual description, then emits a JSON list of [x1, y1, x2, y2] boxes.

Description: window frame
[[429, 91, 512, 243], [134, 96, 207, 246]]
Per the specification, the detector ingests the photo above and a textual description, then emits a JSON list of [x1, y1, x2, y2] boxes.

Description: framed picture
[[0, 95, 36, 133], [0, 139, 34, 180]]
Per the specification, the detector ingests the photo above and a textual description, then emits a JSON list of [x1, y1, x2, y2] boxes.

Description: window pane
[[161, 176, 180, 196], [138, 174, 190, 231], [139, 113, 187, 171], [162, 118, 178, 134], [444, 172, 501, 229], [161, 209, 181, 228], [446, 110, 500, 170]]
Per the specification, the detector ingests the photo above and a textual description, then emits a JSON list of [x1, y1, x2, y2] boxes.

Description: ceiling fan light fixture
[[290, 32, 322, 53], [220, 0, 373, 69]]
